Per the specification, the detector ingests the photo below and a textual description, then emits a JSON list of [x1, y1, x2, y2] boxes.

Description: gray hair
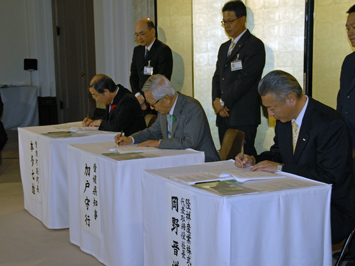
[[142, 74, 176, 99], [258, 70, 303, 103]]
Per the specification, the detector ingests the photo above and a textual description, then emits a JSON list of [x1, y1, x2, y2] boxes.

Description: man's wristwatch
[[276, 164, 284, 172], [219, 98, 225, 107]]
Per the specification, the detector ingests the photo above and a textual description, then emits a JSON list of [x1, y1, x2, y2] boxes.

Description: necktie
[[292, 121, 299, 154], [228, 40, 236, 57], [167, 114, 173, 138], [144, 47, 148, 60]]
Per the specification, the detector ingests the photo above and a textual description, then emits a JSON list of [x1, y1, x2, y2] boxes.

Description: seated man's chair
[[219, 129, 245, 161], [144, 114, 157, 128]]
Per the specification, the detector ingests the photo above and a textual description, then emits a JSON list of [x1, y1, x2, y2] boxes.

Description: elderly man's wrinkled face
[[144, 90, 172, 115]]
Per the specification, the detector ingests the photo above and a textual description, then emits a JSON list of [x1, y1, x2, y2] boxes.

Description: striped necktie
[[167, 114, 173, 138], [228, 40, 236, 57], [292, 121, 299, 154], [144, 47, 148, 60]]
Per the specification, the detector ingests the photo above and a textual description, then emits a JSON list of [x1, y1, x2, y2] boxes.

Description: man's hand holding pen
[[114, 133, 131, 146], [234, 153, 255, 168]]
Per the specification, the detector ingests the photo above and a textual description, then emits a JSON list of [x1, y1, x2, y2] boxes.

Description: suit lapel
[[292, 99, 313, 163], [161, 114, 168, 139], [171, 92, 183, 137], [345, 76, 355, 95], [280, 121, 294, 162], [144, 39, 160, 64], [224, 30, 250, 64]]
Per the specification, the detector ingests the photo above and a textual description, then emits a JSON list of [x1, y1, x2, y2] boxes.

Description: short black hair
[[347, 5, 355, 14], [222, 0, 246, 18], [90, 76, 117, 94]]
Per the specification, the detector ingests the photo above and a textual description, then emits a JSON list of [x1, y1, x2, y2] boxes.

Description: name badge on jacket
[[144, 60, 154, 75], [231, 54, 242, 71]]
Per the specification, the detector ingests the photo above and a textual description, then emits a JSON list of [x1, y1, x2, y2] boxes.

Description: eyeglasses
[[150, 99, 160, 108], [134, 30, 150, 38], [221, 17, 238, 26]]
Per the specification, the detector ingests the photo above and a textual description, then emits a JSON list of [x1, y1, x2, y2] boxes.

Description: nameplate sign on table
[[28, 134, 41, 202], [167, 182, 194, 266], [80, 152, 101, 239]]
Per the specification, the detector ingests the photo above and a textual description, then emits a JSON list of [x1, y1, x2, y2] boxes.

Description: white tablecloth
[[67, 142, 205, 266], [142, 161, 333, 266], [18, 122, 117, 229], [1, 86, 39, 130]]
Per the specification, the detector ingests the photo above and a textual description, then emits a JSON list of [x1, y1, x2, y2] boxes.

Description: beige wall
[[156, 0, 305, 152], [193, 0, 305, 152], [157, 0, 193, 96], [313, 1, 355, 109]]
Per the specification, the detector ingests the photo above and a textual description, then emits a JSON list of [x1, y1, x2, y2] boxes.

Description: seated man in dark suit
[[130, 18, 173, 111], [235, 70, 355, 246], [115, 74, 220, 162], [82, 74, 146, 136]]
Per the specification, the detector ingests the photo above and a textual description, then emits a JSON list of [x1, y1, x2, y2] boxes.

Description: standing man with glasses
[[212, 0, 265, 156], [130, 18, 173, 113], [115, 74, 220, 162]]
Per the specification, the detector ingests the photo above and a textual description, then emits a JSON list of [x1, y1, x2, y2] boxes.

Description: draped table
[[67, 142, 205, 266], [142, 160, 332, 266], [18, 122, 117, 229]]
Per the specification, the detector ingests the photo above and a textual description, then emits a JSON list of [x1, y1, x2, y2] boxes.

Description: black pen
[[116, 130, 123, 146]]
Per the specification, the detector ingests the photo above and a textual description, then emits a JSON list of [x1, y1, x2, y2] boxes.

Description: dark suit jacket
[[0, 94, 7, 151], [99, 85, 146, 135], [337, 51, 355, 148], [212, 30, 265, 127], [256, 98, 355, 243], [131, 92, 220, 162], [130, 39, 173, 95]]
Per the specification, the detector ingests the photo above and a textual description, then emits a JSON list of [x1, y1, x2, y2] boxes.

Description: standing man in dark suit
[[82, 74, 146, 135], [337, 4, 355, 157], [235, 70, 355, 247], [334, 5, 355, 264], [212, 0, 265, 156], [130, 18, 173, 111], [115, 74, 220, 162]]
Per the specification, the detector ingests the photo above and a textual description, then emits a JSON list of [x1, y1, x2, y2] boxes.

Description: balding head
[[135, 18, 156, 47]]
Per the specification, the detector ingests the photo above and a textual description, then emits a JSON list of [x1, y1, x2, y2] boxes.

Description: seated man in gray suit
[[115, 74, 220, 162]]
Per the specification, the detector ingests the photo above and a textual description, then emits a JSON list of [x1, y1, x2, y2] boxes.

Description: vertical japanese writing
[[29, 137, 41, 202], [80, 155, 101, 239], [169, 194, 193, 266]]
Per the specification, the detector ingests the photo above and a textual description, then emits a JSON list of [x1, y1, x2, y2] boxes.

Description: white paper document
[[171, 172, 233, 184], [109, 145, 159, 153], [242, 178, 323, 192], [70, 127, 99, 133], [204, 167, 285, 182]]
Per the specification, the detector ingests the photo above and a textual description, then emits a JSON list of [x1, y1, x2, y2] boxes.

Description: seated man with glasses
[[115, 74, 220, 162], [82, 74, 146, 135], [212, 0, 265, 156], [130, 17, 173, 112]]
